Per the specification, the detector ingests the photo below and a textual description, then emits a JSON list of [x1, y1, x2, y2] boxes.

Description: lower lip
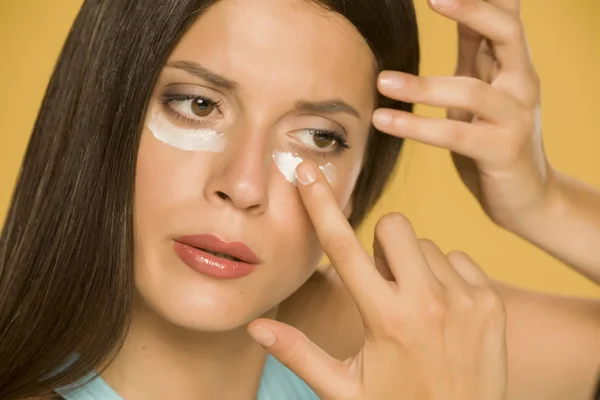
[[173, 242, 257, 279]]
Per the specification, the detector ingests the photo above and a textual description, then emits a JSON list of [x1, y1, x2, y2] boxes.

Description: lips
[[173, 234, 261, 279], [175, 234, 260, 264]]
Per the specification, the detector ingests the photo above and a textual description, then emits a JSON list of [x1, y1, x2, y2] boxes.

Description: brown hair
[[0, 0, 419, 398]]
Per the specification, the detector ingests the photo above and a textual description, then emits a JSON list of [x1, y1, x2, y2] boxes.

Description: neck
[[102, 296, 277, 400]]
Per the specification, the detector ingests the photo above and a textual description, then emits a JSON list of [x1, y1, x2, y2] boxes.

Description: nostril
[[216, 191, 229, 201]]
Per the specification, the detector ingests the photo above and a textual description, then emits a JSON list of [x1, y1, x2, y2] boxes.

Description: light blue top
[[55, 354, 318, 400]]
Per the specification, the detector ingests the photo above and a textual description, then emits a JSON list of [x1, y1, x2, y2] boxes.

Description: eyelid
[[159, 93, 223, 125], [292, 128, 351, 156]]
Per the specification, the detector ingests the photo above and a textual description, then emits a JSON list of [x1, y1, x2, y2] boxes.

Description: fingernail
[[372, 109, 393, 127], [430, 0, 456, 8], [296, 162, 317, 186], [379, 72, 405, 90], [248, 326, 276, 348]]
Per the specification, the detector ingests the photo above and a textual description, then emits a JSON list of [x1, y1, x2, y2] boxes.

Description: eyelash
[[159, 93, 351, 155], [303, 129, 351, 156], [160, 93, 223, 124]]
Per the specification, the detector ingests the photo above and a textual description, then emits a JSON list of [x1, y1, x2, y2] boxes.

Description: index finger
[[488, 0, 520, 15], [430, 0, 530, 72], [295, 161, 389, 312]]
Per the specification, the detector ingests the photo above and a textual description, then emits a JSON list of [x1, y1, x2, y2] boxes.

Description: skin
[[256, 166, 508, 399], [99, 0, 600, 399], [275, 0, 600, 399], [103, 0, 374, 398]]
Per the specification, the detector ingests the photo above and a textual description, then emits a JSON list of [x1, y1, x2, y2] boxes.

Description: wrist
[[498, 164, 566, 236]]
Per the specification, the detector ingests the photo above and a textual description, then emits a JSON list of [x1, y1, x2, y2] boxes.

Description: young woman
[[0, 0, 598, 399]]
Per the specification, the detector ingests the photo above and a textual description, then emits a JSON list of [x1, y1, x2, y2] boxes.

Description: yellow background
[[1, 1, 599, 297]]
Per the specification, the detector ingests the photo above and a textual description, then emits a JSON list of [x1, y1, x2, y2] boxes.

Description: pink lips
[[173, 234, 260, 279]]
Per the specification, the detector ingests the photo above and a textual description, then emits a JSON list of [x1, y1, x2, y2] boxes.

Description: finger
[[374, 214, 441, 295], [372, 108, 500, 160], [377, 72, 519, 124], [295, 161, 389, 313], [446, 251, 491, 286], [450, 23, 483, 123], [429, 0, 530, 72], [247, 319, 355, 399], [488, 0, 520, 16], [373, 234, 395, 281], [455, 23, 483, 77], [419, 240, 469, 291]]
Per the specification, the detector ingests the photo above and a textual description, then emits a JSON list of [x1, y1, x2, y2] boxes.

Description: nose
[[203, 132, 271, 216]]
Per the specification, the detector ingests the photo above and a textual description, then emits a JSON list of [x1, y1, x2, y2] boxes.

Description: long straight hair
[[0, 0, 419, 398]]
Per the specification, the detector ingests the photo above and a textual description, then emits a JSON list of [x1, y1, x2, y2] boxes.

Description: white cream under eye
[[272, 151, 336, 185], [147, 111, 227, 152]]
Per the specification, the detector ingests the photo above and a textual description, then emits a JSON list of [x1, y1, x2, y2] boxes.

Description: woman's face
[[134, 0, 377, 331]]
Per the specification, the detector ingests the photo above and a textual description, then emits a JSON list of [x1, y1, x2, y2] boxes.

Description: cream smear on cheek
[[147, 111, 227, 152], [272, 151, 336, 185]]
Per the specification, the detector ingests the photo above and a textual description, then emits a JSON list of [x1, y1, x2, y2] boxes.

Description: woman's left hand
[[372, 0, 551, 229]]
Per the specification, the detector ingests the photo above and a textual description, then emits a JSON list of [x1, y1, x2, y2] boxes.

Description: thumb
[[247, 318, 355, 399]]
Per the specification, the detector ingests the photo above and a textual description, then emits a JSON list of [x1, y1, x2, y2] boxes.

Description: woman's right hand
[[248, 162, 508, 400]]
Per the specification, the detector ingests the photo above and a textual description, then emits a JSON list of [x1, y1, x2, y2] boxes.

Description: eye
[[161, 94, 222, 122], [294, 129, 350, 154], [190, 97, 215, 117]]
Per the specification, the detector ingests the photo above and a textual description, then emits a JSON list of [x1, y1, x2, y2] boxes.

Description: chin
[[134, 270, 281, 333]]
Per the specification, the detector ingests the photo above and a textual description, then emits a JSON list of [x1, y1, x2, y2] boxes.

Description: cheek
[[269, 153, 362, 243], [134, 128, 211, 230]]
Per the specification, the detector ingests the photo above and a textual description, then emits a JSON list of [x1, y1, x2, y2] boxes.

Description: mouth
[[173, 234, 259, 279], [174, 234, 261, 265], [194, 247, 244, 262]]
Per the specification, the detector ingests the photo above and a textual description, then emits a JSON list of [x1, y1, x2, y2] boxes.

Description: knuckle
[[418, 291, 448, 322], [505, 19, 524, 42], [323, 236, 354, 258], [447, 250, 471, 265], [412, 76, 427, 100], [456, 76, 488, 108], [442, 120, 468, 147], [455, 293, 476, 312], [474, 287, 505, 316], [463, 77, 488, 104], [419, 238, 440, 254], [390, 112, 410, 131]]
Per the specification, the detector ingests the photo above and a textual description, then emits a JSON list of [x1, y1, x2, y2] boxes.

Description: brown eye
[[191, 97, 215, 117], [313, 133, 336, 149]]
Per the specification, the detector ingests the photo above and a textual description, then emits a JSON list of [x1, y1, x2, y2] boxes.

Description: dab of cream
[[147, 112, 227, 152], [272, 151, 336, 185]]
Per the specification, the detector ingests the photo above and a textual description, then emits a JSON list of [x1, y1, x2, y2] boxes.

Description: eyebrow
[[167, 60, 239, 90], [295, 99, 361, 119], [167, 60, 361, 119]]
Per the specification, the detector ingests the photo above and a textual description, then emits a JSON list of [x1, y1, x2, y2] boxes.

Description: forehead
[[168, 0, 377, 110]]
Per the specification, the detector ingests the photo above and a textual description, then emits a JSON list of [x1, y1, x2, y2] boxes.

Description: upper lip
[[174, 234, 261, 264]]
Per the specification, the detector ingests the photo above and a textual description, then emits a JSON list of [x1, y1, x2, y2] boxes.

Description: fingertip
[[295, 161, 318, 186], [372, 109, 394, 128], [374, 212, 414, 239], [248, 324, 277, 348], [429, 0, 459, 12], [377, 70, 407, 92]]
